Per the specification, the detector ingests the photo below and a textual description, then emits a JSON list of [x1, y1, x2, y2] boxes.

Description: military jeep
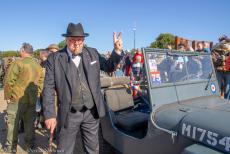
[[99, 48, 230, 154]]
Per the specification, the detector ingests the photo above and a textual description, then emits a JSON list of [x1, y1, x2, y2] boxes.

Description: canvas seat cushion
[[105, 88, 134, 112], [115, 111, 148, 131], [104, 85, 148, 132]]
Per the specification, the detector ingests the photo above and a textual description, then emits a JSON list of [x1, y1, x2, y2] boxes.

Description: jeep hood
[[154, 95, 230, 153]]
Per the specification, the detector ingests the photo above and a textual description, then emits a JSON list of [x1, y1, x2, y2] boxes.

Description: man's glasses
[[68, 37, 84, 44]]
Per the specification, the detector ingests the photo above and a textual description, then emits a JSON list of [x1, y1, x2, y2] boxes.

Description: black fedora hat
[[62, 22, 89, 37]]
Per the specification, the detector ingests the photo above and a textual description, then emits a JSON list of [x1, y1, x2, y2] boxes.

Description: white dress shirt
[[67, 48, 81, 68]]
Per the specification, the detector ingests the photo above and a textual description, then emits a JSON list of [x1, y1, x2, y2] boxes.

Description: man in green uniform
[[4, 43, 44, 152]]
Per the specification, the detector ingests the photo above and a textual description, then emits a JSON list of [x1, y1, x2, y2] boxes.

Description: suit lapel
[[82, 47, 97, 97], [82, 47, 91, 80], [59, 48, 73, 93], [59, 47, 93, 97]]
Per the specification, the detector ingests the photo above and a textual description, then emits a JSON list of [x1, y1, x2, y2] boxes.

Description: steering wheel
[[179, 74, 198, 81]]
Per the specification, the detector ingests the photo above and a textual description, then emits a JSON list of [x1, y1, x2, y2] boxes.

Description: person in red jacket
[[133, 49, 144, 63], [131, 49, 144, 98], [132, 49, 144, 80]]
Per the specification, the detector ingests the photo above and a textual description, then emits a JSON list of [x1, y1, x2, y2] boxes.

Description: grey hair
[[39, 48, 49, 54], [21, 42, 33, 54]]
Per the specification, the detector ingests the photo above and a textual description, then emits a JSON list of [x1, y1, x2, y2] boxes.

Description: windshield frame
[[143, 48, 216, 89]]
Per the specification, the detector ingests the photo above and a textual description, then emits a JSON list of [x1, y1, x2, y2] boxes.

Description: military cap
[[47, 44, 59, 50]]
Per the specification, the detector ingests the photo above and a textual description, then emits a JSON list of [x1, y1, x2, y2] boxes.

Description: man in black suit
[[42, 22, 123, 154]]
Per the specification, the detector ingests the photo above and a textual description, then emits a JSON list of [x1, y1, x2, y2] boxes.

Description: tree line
[[0, 40, 66, 58], [0, 33, 175, 58]]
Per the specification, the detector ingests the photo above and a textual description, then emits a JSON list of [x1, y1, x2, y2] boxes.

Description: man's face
[[137, 50, 142, 54], [203, 42, 209, 48], [39, 51, 49, 61], [197, 43, 203, 51], [66, 36, 84, 54], [178, 45, 185, 51], [49, 48, 58, 53], [19, 48, 24, 58]]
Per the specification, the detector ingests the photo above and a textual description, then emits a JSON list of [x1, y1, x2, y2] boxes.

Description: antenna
[[132, 22, 137, 50]]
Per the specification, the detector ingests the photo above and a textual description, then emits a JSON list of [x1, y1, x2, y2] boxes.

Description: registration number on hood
[[182, 123, 230, 153]]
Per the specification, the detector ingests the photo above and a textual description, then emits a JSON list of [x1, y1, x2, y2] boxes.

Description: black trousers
[[57, 106, 99, 154]]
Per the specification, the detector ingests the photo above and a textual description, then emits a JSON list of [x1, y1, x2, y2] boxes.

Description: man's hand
[[45, 118, 57, 134], [113, 32, 123, 54]]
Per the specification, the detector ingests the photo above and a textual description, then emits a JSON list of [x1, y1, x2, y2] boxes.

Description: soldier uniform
[[4, 57, 44, 151]]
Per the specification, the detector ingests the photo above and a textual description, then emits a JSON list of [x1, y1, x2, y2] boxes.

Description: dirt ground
[[0, 89, 84, 154], [0, 89, 57, 154]]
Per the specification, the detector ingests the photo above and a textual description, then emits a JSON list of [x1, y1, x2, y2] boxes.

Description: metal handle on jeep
[[150, 111, 178, 144]]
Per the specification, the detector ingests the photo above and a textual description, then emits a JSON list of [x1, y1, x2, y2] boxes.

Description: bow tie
[[72, 53, 82, 59]]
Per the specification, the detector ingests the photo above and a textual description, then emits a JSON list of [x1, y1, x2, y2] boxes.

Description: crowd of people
[[2, 22, 124, 154], [103, 49, 144, 78], [167, 41, 211, 53], [1, 21, 230, 154], [104, 35, 230, 100], [2, 43, 61, 153]]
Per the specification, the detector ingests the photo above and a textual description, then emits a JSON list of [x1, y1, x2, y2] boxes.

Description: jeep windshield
[[145, 51, 214, 87]]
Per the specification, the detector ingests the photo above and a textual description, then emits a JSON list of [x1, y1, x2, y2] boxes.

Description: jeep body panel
[[100, 48, 230, 154]]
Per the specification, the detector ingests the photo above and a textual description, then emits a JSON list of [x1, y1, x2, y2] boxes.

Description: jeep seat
[[104, 85, 148, 132]]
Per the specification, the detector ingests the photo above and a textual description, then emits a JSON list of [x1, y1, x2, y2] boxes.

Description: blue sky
[[0, 0, 229, 53]]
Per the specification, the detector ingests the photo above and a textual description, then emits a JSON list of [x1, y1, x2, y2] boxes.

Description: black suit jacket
[[42, 46, 123, 127]]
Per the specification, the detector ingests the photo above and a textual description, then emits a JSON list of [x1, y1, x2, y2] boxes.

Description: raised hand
[[113, 32, 123, 53]]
